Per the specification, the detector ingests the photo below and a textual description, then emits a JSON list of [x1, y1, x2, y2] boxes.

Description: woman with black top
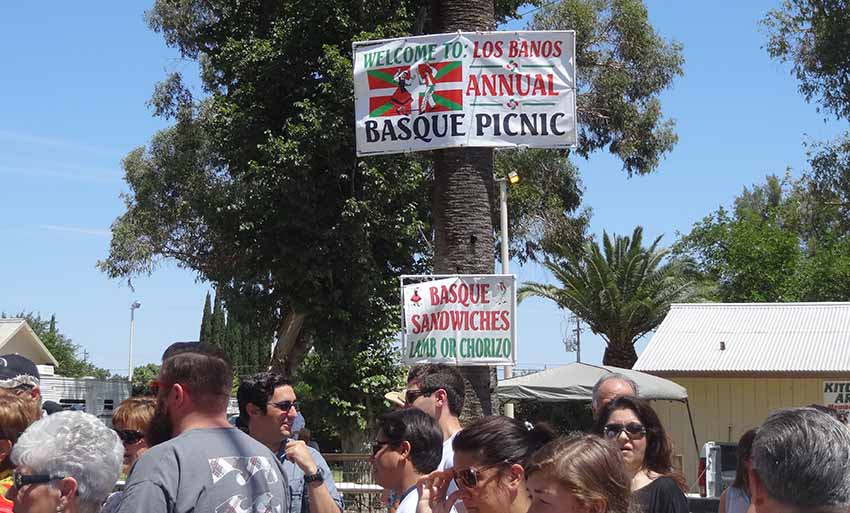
[[593, 396, 688, 513]]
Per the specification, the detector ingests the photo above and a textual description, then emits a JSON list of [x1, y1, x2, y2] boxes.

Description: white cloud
[[0, 129, 123, 159], [39, 225, 111, 237]]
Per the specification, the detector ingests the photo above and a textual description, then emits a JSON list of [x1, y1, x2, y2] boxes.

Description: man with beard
[[237, 372, 343, 513], [117, 342, 289, 513]]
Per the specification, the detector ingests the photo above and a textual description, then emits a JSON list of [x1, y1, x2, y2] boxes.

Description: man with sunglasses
[[116, 343, 290, 513], [371, 409, 444, 513], [405, 365, 465, 471], [237, 372, 343, 513]]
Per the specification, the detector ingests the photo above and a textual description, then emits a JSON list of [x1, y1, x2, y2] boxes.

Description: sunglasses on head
[[114, 429, 145, 445], [12, 470, 67, 490], [452, 462, 507, 489], [269, 400, 298, 412], [404, 388, 435, 405], [9, 384, 34, 396], [603, 422, 647, 440]]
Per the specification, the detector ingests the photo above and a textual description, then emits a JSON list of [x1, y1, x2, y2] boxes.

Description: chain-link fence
[[324, 453, 385, 513]]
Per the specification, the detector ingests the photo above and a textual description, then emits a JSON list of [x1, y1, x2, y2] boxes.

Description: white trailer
[[37, 365, 131, 425]]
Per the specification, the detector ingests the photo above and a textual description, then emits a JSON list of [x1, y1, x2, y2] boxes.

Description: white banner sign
[[353, 31, 576, 156], [401, 275, 516, 366], [823, 381, 850, 411]]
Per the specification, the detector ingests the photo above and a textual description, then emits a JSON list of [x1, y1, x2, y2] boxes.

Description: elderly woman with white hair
[[5, 410, 122, 513]]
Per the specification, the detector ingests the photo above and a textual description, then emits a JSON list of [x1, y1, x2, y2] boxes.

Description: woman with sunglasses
[[6, 410, 122, 513], [417, 416, 555, 513], [0, 395, 40, 513], [525, 434, 631, 513], [371, 409, 444, 513], [592, 396, 687, 513], [110, 397, 155, 476]]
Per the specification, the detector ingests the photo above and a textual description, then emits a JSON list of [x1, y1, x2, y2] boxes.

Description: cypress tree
[[226, 316, 243, 376], [242, 326, 259, 374], [199, 291, 213, 343], [211, 292, 226, 348]]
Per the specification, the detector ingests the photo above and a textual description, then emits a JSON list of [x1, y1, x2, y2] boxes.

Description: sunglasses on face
[[404, 388, 435, 405], [114, 429, 145, 445], [371, 440, 392, 456], [12, 470, 66, 490], [603, 422, 647, 440], [452, 462, 506, 489], [269, 400, 298, 413]]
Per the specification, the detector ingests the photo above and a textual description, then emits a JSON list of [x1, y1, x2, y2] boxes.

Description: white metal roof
[[0, 319, 60, 366], [634, 303, 850, 374]]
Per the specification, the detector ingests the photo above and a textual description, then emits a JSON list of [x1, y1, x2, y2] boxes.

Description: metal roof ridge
[[669, 302, 850, 307]]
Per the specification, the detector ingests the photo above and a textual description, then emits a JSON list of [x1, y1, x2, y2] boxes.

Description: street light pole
[[129, 302, 141, 382], [498, 177, 515, 418]]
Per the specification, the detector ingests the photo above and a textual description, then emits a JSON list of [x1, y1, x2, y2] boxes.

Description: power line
[[514, 0, 563, 20]]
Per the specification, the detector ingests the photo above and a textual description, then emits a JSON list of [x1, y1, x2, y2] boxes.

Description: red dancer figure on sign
[[390, 69, 413, 115]]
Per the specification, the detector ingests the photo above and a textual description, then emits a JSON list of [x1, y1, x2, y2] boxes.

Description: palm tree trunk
[[602, 339, 639, 369], [431, 0, 498, 420]]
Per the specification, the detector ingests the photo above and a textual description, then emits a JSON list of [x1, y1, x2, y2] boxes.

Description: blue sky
[[0, 2, 844, 375]]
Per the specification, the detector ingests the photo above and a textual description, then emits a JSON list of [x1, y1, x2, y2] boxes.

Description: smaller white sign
[[822, 381, 850, 411], [401, 275, 516, 366]]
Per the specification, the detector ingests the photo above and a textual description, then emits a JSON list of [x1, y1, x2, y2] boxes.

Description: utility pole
[[430, 0, 498, 418], [575, 314, 581, 363]]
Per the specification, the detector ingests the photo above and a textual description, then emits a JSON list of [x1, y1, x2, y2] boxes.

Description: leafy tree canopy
[[131, 362, 161, 395], [533, 0, 684, 175], [675, 164, 850, 302], [763, 0, 850, 120], [98, 0, 684, 380]]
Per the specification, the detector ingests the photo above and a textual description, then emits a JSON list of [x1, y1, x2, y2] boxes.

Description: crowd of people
[[0, 348, 848, 513]]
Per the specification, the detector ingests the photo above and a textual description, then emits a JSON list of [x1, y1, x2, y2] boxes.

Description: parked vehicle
[[37, 365, 130, 425], [699, 441, 737, 497]]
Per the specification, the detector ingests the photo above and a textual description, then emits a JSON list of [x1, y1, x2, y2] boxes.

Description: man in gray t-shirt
[[117, 342, 289, 513], [120, 427, 289, 513]]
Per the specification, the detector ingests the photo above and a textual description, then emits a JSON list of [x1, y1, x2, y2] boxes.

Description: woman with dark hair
[[718, 429, 756, 513], [416, 416, 555, 513], [525, 434, 631, 513], [593, 396, 687, 513]]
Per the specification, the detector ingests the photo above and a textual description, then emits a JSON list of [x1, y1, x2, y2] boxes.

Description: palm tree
[[519, 227, 699, 368], [430, 0, 500, 420]]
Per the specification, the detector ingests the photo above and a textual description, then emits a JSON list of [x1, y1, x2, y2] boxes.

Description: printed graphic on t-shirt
[[209, 456, 280, 486], [214, 491, 279, 513], [209, 457, 282, 513]]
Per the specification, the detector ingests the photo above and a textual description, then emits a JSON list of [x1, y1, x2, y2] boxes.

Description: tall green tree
[[199, 291, 212, 343], [294, 336, 407, 452], [210, 293, 226, 348], [533, 0, 684, 175], [131, 363, 161, 395], [519, 227, 699, 367], [675, 171, 850, 302], [98, 1, 684, 419]]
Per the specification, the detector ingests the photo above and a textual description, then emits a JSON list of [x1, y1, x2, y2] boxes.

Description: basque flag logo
[[367, 61, 464, 117]]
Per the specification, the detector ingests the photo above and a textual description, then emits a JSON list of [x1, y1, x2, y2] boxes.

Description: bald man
[[591, 374, 637, 418]]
